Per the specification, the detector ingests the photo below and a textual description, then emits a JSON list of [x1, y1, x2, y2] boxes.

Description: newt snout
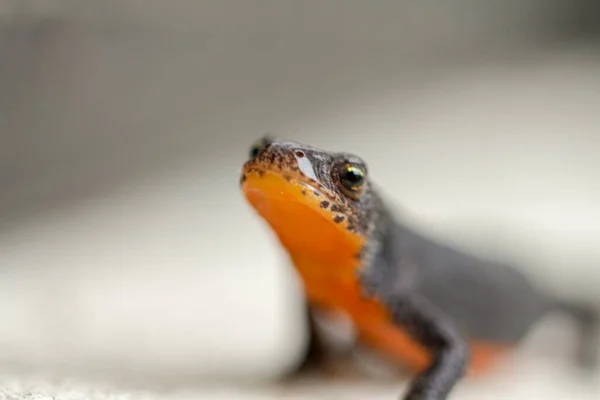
[[241, 139, 366, 264]]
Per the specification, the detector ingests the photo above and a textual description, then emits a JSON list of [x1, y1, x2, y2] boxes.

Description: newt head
[[240, 137, 375, 271]]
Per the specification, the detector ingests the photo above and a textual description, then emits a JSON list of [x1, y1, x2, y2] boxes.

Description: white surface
[[0, 356, 598, 400], [0, 167, 308, 380]]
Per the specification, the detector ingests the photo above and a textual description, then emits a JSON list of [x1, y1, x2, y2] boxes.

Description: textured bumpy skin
[[241, 138, 599, 400]]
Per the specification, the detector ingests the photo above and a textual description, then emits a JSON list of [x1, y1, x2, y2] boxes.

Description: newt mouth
[[241, 167, 365, 262], [241, 166, 361, 235], [241, 159, 331, 204]]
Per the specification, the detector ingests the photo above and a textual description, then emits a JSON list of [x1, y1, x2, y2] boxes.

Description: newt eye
[[334, 162, 366, 200]]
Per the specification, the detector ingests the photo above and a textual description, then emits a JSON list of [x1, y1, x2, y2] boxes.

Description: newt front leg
[[385, 296, 468, 400]]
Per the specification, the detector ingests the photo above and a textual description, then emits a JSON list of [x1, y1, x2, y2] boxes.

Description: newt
[[240, 137, 599, 400]]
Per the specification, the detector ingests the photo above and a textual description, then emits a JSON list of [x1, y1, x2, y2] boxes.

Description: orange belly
[[242, 169, 510, 376], [300, 271, 512, 377]]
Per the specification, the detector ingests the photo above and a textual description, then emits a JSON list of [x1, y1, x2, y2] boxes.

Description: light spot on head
[[295, 151, 319, 182]]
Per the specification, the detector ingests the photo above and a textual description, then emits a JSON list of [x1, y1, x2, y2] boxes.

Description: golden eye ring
[[335, 163, 366, 200]]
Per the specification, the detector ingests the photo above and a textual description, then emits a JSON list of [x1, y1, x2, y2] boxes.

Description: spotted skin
[[240, 138, 599, 400]]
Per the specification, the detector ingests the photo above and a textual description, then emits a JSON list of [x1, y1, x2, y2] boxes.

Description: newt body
[[240, 138, 598, 400]]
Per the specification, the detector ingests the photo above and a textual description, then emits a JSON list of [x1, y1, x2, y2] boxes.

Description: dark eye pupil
[[250, 146, 261, 158], [341, 167, 364, 187]]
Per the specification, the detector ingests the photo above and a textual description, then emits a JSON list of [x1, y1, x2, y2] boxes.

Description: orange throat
[[241, 168, 366, 298], [241, 165, 509, 376]]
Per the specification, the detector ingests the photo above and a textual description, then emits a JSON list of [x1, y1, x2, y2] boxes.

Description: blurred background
[[1, 1, 599, 399]]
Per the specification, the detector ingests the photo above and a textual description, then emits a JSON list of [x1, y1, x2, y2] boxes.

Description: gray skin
[[246, 137, 599, 400]]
